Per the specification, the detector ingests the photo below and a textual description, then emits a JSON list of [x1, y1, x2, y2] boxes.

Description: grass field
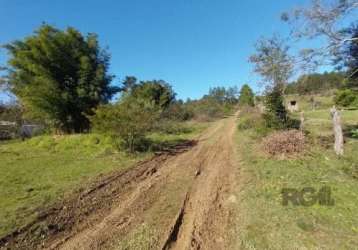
[[232, 100, 358, 249], [0, 121, 208, 239]]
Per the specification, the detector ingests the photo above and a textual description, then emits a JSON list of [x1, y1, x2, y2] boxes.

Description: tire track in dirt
[[162, 115, 238, 250], [0, 115, 238, 250]]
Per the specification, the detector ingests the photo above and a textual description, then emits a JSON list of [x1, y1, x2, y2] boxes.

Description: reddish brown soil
[[0, 115, 238, 250]]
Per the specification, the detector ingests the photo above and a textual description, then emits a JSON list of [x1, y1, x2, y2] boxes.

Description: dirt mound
[[262, 130, 305, 156]]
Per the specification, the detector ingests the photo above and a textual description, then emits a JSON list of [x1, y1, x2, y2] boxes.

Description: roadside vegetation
[[0, 24, 239, 239], [232, 1, 358, 248], [233, 105, 358, 249], [0, 0, 357, 248]]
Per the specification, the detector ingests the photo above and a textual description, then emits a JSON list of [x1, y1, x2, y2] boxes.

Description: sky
[[0, 0, 312, 102]]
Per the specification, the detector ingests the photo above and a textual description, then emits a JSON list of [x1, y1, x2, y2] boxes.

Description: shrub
[[262, 130, 305, 156], [334, 89, 358, 107], [351, 129, 358, 139], [90, 96, 160, 152], [154, 120, 193, 135], [238, 111, 262, 130], [238, 108, 272, 136], [161, 102, 194, 121]]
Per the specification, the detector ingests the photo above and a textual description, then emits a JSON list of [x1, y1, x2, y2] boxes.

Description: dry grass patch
[[262, 130, 305, 157]]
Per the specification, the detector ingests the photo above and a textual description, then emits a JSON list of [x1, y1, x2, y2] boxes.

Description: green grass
[[286, 93, 335, 110], [0, 134, 145, 238], [0, 121, 208, 239], [292, 109, 358, 137], [233, 111, 358, 249]]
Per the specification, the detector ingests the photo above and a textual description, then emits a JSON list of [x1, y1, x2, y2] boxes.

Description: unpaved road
[[0, 114, 238, 250]]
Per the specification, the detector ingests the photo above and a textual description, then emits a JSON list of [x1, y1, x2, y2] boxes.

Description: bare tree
[[282, 0, 358, 70]]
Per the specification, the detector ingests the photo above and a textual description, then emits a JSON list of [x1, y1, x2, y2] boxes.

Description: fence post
[[330, 106, 344, 156]]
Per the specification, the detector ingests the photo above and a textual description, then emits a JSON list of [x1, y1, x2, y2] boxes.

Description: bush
[[238, 108, 272, 136], [154, 120, 193, 135], [161, 102, 194, 121], [334, 89, 358, 107], [238, 111, 262, 130], [351, 129, 358, 139], [90, 96, 160, 152], [262, 130, 305, 156]]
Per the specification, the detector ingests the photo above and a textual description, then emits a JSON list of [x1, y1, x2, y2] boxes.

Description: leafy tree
[[225, 86, 240, 104], [131, 80, 176, 109], [183, 86, 238, 121], [119, 76, 138, 92], [250, 35, 294, 91], [206, 87, 227, 103], [250, 35, 293, 128], [238, 84, 255, 106], [3, 24, 118, 133], [91, 79, 175, 152], [119, 78, 175, 109]]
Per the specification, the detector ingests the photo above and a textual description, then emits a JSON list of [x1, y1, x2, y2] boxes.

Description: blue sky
[[0, 0, 310, 101]]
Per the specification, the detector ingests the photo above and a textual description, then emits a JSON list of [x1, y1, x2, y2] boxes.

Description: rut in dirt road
[[162, 116, 238, 250], [0, 115, 238, 250]]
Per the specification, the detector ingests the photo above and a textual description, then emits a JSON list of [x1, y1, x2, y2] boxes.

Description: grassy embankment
[[0, 121, 208, 238], [233, 95, 358, 249]]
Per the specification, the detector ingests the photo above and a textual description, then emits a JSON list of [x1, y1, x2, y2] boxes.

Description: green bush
[[154, 120, 193, 135], [334, 89, 358, 107], [90, 96, 160, 152], [238, 109, 272, 137], [351, 129, 358, 139]]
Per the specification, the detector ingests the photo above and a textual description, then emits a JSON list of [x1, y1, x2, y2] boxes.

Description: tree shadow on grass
[[134, 138, 198, 155]]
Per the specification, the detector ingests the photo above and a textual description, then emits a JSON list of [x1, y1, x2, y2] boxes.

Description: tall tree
[[249, 35, 294, 92], [249, 35, 293, 128], [131, 80, 176, 109], [3, 24, 118, 133], [238, 84, 255, 106]]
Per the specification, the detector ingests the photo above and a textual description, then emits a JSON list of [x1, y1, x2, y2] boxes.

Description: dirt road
[[0, 114, 238, 250]]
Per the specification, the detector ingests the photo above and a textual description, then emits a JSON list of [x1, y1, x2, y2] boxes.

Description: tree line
[[0, 24, 256, 149]]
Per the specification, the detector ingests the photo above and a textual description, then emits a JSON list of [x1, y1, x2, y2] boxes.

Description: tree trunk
[[330, 106, 344, 156]]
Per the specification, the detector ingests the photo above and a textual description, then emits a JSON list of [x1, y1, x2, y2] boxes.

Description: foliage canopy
[[238, 84, 255, 107], [4, 24, 118, 133]]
